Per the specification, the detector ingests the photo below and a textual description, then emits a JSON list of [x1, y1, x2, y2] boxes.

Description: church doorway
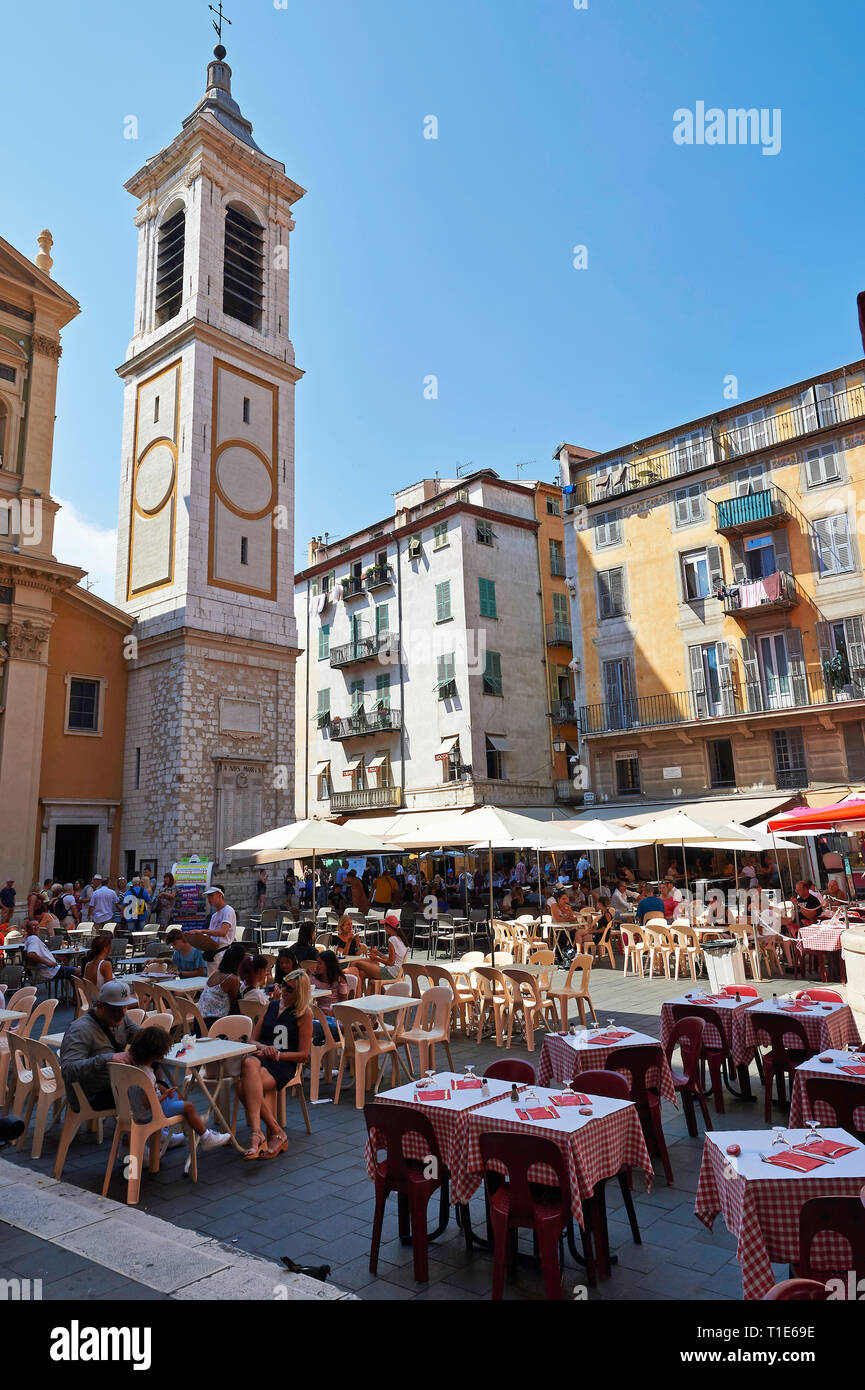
[[53, 824, 98, 885]]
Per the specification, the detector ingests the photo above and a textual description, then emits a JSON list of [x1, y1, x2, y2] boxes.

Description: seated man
[[635, 885, 666, 924], [59, 979, 140, 1112], [609, 878, 637, 917], [23, 922, 78, 988], [183, 885, 237, 960], [792, 879, 824, 927], [166, 928, 207, 978]]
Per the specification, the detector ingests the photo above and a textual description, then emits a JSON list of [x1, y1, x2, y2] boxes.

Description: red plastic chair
[[478, 1130, 576, 1299], [796, 988, 843, 1003], [364, 1102, 447, 1283], [671, 1003, 731, 1116], [605, 1044, 674, 1184], [752, 1013, 815, 1122], [578, 1070, 642, 1253], [803, 1076, 865, 1142], [763, 1278, 828, 1301], [796, 1196, 865, 1282], [720, 984, 759, 997], [665, 1016, 712, 1137], [483, 1059, 536, 1085]]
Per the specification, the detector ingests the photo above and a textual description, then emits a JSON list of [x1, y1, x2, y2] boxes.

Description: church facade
[[113, 49, 303, 891]]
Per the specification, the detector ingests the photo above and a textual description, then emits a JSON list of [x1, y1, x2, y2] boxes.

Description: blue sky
[[4, 0, 864, 590]]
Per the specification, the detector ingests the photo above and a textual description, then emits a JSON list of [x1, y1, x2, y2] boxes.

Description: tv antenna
[[515, 461, 535, 480], [455, 462, 473, 478]]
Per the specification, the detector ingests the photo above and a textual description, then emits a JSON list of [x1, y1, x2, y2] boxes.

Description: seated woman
[[346, 913, 409, 988], [290, 921, 320, 966], [83, 934, 115, 990], [659, 878, 683, 921], [273, 947, 300, 989], [237, 971, 313, 1160], [575, 902, 612, 949], [197, 942, 245, 1030], [239, 953, 271, 1006], [305, 950, 351, 1042], [334, 914, 363, 959]]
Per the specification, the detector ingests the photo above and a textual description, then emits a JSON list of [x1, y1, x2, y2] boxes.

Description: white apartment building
[[294, 471, 557, 818]]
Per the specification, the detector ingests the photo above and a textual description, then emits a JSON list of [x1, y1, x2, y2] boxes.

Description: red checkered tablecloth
[[363, 1081, 506, 1184], [789, 1053, 865, 1127], [797, 924, 846, 952], [538, 1030, 677, 1105], [739, 1003, 861, 1059], [460, 1094, 653, 1227], [660, 995, 759, 1069], [695, 1131, 865, 1299]]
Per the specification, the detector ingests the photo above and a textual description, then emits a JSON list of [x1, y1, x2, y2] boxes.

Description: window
[[350, 680, 364, 714], [240, 536, 249, 566], [597, 567, 625, 619], [816, 616, 865, 696], [708, 738, 735, 789], [476, 520, 494, 546], [435, 580, 451, 622], [375, 674, 391, 709], [153, 396, 160, 424], [66, 677, 100, 733], [316, 762, 332, 800], [546, 495, 562, 516], [316, 688, 330, 728], [801, 381, 841, 432], [843, 724, 865, 782], [734, 463, 766, 496], [732, 407, 771, 454], [549, 538, 566, 574], [485, 736, 505, 780], [805, 443, 842, 488], [433, 521, 449, 549], [478, 578, 497, 618], [551, 592, 570, 642], [773, 727, 808, 789], [814, 514, 854, 576], [594, 511, 621, 548], [614, 752, 641, 795], [673, 484, 704, 526], [318, 624, 330, 660], [682, 550, 712, 601], [375, 604, 389, 636], [483, 650, 503, 696], [0, 365, 15, 384], [134, 747, 141, 791], [689, 641, 735, 717], [671, 430, 709, 473], [154, 208, 185, 326], [242, 396, 251, 424], [437, 653, 456, 699], [603, 659, 634, 729], [223, 206, 264, 328]]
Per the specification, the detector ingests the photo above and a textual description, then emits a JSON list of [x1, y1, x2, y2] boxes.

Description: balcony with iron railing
[[330, 786, 403, 812], [329, 707, 402, 740], [329, 632, 398, 668], [341, 575, 365, 600], [364, 564, 393, 591], [720, 569, 799, 616], [555, 779, 580, 802], [580, 667, 865, 735], [563, 381, 865, 508], [550, 700, 579, 725], [546, 620, 572, 646], [713, 486, 792, 536]]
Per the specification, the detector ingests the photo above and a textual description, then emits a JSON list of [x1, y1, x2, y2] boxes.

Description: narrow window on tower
[[242, 396, 250, 424], [241, 536, 249, 566], [135, 747, 141, 791], [223, 205, 264, 329], [153, 396, 160, 424], [154, 208, 185, 326]]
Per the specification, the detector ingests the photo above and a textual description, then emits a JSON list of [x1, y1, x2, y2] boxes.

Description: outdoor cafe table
[[125, 972, 209, 996], [738, 997, 861, 1059], [789, 1049, 865, 1127], [344, 995, 422, 1018], [538, 1028, 677, 1105], [660, 990, 760, 1098], [695, 1128, 865, 1299], [160, 1036, 256, 1156], [0, 1009, 25, 1024]]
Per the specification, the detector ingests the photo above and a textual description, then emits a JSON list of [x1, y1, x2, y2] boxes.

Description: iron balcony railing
[[546, 620, 573, 646], [550, 700, 579, 725], [555, 779, 580, 801], [329, 708, 402, 740], [714, 486, 791, 535], [341, 575, 365, 600], [364, 564, 392, 591], [329, 632, 398, 668], [721, 569, 798, 614], [330, 786, 402, 811], [580, 668, 865, 734], [563, 381, 865, 508]]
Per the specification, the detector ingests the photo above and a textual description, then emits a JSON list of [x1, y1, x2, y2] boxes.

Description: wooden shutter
[[674, 491, 690, 526], [716, 641, 736, 715], [376, 604, 389, 635], [436, 581, 450, 621], [376, 674, 391, 709], [484, 650, 502, 695], [843, 616, 865, 693], [689, 644, 707, 717], [740, 637, 763, 712], [479, 578, 497, 617], [831, 515, 853, 572], [843, 724, 865, 782], [729, 541, 747, 585], [706, 546, 724, 593], [609, 568, 625, 616], [813, 517, 832, 574], [815, 621, 834, 699], [785, 628, 808, 706], [597, 571, 611, 619], [773, 528, 791, 575]]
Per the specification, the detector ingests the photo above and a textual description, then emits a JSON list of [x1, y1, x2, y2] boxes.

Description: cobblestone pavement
[[0, 958, 832, 1301]]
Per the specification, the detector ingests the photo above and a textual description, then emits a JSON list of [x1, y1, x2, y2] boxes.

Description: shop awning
[[587, 793, 793, 828], [343, 756, 363, 778], [435, 735, 460, 762], [312, 760, 331, 777], [367, 754, 389, 774], [485, 735, 512, 753]]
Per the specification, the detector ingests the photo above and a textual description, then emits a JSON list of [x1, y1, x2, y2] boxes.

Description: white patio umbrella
[[612, 810, 753, 896], [227, 819, 393, 912]]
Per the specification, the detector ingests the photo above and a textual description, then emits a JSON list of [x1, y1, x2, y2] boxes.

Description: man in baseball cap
[[60, 978, 140, 1113], [185, 883, 237, 961]]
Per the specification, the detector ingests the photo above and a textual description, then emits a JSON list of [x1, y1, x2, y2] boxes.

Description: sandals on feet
[[261, 1133, 288, 1159], [243, 1131, 266, 1160]]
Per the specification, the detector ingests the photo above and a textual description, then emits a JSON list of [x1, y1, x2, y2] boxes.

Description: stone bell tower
[[115, 43, 304, 894]]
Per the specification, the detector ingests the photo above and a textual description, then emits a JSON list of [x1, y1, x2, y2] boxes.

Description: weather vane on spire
[[209, 2, 231, 48]]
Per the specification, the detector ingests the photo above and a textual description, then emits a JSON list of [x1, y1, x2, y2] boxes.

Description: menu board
[[171, 858, 214, 931]]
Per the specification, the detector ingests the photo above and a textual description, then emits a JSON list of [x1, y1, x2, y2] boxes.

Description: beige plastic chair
[[102, 1061, 197, 1204], [509, 922, 532, 964], [142, 1011, 174, 1031], [526, 948, 556, 993], [546, 954, 598, 1030], [642, 924, 674, 979], [483, 951, 514, 966], [453, 952, 484, 1033], [308, 1004, 344, 1103], [331, 1002, 406, 1108], [474, 967, 514, 1047], [167, 993, 206, 1040], [0, 998, 36, 1107], [52, 1077, 117, 1182], [5, 987, 37, 1013], [670, 924, 701, 982], [130, 979, 157, 1011], [400, 962, 433, 997], [8, 1034, 65, 1158], [585, 919, 618, 970], [72, 976, 96, 1019], [203, 1015, 253, 1120], [238, 997, 267, 1028], [395, 986, 455, 1077], [20, 998, 57, 1041], [729, 923, 762, 981], [620, 925, 648, 978], [503, 967, 558, 1051], [274, 1063, 312, 1134]]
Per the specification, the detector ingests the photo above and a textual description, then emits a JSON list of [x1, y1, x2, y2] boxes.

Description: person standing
[[255, 869, 268, 911], [371, 863, 398, 912], [155, 872, 177, 929], [90, 876, 119, 927], [0, 880, 15, 926], [78, 878, 93, 923]]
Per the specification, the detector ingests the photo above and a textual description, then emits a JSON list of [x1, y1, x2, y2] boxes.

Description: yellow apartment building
[[556, 358, 865, 808]]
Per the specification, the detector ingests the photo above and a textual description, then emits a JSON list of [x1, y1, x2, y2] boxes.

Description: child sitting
[[121, 1026, 231, 1153]]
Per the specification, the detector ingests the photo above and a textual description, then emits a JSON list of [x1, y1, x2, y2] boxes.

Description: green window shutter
[[376, 674, 391, 709], [483, 650, 503, 696], [479, 578, 497, 618], [318, 624, 330, 659], [376, 604, 389, 635], [435, 581, 451, 621], [350, 680, 364, 713]]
